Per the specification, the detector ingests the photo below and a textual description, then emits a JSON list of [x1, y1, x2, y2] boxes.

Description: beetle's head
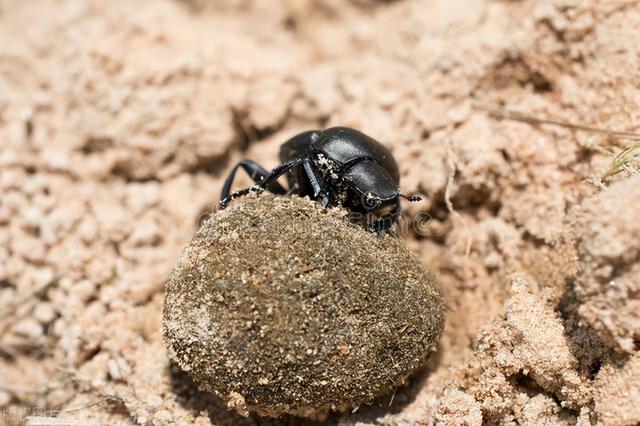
[[343, 159, 421, 214], [342, 160, 395, 208]]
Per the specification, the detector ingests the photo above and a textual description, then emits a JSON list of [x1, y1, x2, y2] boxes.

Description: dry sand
[[1, 0, 639, 425]]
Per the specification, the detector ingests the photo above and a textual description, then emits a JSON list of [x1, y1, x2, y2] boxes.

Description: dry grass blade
[[472, 101, 640, 141], [26, 417, 99, 426], [603, 143, 640, 179]]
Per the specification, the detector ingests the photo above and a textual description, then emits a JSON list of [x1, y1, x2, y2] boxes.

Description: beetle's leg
[[221, 158, 304, 209], [257, 158, 305, 192], [220, 160, 287, 209], [279, 131, 322, 194], [302, 158, 330, 207], [221, 160, 286, 200], [220, 186, 254, 209]]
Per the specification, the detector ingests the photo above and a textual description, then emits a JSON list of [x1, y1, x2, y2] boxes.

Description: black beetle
[[220, 127, 421, 234]]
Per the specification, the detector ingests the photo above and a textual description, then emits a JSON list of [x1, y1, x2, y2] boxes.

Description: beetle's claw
[[220, 185, 266, 210], [315, 190, 330, 208], [253, 186, 266, 195]]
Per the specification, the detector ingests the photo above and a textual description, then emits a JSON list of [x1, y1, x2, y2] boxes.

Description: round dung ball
[[163, 194, 444, 417]]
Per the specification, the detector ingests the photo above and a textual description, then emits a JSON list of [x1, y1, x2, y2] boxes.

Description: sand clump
[[436, 277, 592, 425], [164, 194, 444, 417], [435, 178, 640, 425], [572, 176, 640, 354]]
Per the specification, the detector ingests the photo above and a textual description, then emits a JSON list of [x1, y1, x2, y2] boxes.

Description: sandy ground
[[1, 0, 639, 425]]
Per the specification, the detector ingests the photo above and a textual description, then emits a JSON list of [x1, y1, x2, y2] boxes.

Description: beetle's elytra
[[220, 127, 420, 234]]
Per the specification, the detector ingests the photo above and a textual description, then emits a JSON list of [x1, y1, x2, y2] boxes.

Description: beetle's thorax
[[313, 152, 349, 203], [314, 152, 341, 183]]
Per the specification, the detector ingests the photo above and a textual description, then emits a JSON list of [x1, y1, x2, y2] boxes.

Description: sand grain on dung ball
[[163, 194, 444, 418]]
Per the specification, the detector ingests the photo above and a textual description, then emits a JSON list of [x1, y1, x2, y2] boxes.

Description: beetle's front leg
[[256, 158, 304, 192], [220, 160, 288, 209], [221, 158, 306, 209], [302, 159, 330, 207]]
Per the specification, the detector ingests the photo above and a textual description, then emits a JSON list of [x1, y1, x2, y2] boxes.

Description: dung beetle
[[220, 127, 421, 234]]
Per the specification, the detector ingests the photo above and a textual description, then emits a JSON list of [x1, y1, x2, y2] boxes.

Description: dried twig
[[444, 126, 472, 262]]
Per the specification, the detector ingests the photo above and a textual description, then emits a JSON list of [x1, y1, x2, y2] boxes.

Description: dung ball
[[163, 194, 444, 417]]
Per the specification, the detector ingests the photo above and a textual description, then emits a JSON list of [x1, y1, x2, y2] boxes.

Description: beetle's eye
[[362, 194, 381, 209]]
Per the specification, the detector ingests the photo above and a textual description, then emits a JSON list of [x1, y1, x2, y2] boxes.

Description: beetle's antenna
[[400, 194, 422, 202]]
